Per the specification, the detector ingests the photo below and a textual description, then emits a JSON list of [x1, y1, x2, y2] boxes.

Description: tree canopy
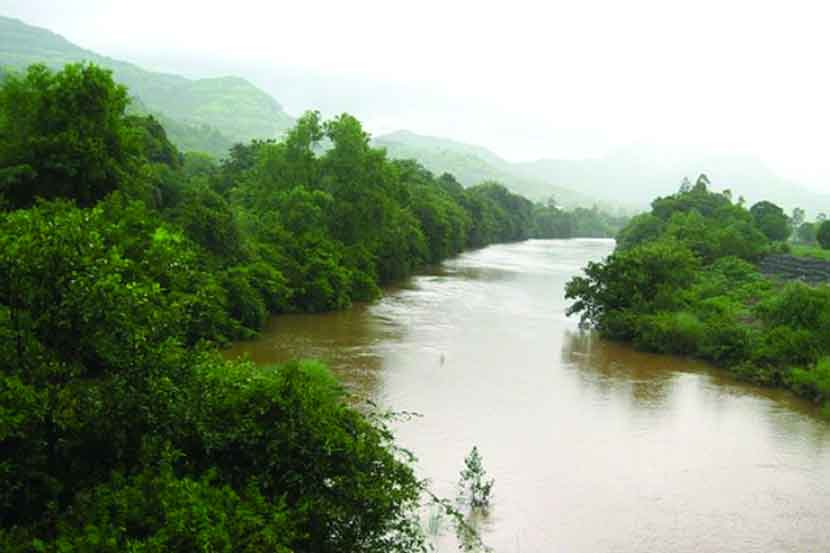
[[0, 63, 140, 208], [750, 200, 791, 242]]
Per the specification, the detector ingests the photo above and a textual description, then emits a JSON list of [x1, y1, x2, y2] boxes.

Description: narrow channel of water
[[226, 239, 830, 552]]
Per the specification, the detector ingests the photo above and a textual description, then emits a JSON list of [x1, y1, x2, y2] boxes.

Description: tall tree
[[0, 63, 140, 208], [790, 207, 805, 238], [750, 200, 791, 242]]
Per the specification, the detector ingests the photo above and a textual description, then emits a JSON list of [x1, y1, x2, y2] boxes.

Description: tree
[[566, 239, 700, 338], [693, 173, 710, 192], [615, 213, 663, 251], [797, 222, 817, 244], [791, 207, 805, 234], [750, 200, 791, 242], [817, 220, 830, 249], [0, 63, 140, 208], [458, 446, 494, 510]]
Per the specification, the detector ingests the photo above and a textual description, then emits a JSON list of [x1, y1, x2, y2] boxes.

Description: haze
[[4, 0, 830, 192]]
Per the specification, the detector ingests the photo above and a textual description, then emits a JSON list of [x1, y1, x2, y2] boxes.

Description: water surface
[[227, 239, 830, 552]]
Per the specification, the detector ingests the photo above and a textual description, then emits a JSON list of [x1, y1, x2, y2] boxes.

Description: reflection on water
[[223, 305, 397, 398], [229, 239, 830, 553], [562, 330, 681, 411]]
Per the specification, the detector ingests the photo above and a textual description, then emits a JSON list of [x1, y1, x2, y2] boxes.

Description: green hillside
[[0, 16, 293, 157], [374, 130, 600, 208]]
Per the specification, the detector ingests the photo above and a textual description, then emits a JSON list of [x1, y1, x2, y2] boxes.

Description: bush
[[458, 446, 494, 510], [636, 311, 705, 355], [175, 359, 426, 553], [698, 315, 755, 366], [785, 358, 830, 402], [755, 326, 823, 367], [1, 463, 295, 553], [755, 283, 830, 330]]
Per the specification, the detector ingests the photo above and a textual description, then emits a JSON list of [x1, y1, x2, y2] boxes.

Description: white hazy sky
[[3, 0, 830, 191]]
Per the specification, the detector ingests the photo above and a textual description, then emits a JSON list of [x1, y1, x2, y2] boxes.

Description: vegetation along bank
[[567, 176, 830, 409]]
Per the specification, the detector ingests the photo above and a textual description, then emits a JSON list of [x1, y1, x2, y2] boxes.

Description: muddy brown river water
[[226, 239, 830, 552]]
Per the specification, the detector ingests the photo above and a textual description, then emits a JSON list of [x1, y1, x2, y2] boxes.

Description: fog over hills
[[373, 131, 602, 209], [514, 144, 830, 216], [375, 131, 830, 215], [3, 13, 828, 215]]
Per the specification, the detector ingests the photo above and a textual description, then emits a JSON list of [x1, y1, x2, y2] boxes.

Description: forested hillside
[[0, 16, 293, 157]]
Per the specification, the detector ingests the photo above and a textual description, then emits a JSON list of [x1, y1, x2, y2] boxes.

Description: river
[[226, 239, 830, 552]]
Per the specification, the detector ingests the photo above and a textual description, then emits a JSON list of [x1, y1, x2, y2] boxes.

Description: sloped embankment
[[759, 254, 830, 284]]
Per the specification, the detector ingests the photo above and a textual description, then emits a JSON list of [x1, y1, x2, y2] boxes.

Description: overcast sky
[[3, 0, 830, 191]]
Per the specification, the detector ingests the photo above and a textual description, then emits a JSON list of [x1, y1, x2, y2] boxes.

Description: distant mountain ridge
[[4, 16, 826, 214], [373, 131, 602, 209], [514, 144, 830, 216], [376, 131, 830, 215], [0, 16, 294, 157]]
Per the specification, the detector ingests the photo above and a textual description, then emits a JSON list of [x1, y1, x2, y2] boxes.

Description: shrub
[[755, 326, 823, 367], [458, 446, 494, 510], [636, 311, 705, 355], [698, 315, 755, 366], [785, 358, 830, 402]]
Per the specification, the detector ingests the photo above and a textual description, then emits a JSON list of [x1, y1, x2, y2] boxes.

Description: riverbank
[[567, 182, 830, 410], [228, 239, 830, 552]]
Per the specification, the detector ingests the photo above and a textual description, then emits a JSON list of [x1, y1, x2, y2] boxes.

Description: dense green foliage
[[532, 201, 628, 239], [750, 200, 791, 242], [0, 62, 620, 550], [0, 64, 140, 208], [567, 178, 830, 407], [0, 190, 427, 551]]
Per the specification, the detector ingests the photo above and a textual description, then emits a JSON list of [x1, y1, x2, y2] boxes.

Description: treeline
[[2, 64, 622, 343], [0, 62, 617, 551], [533, 201, 628, 239], [567, 175, 830, 407]]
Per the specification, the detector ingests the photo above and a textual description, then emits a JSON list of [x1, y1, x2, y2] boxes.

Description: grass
[[790, 243, 830, 261]]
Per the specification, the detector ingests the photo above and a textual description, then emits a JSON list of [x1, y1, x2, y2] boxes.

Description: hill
[[376, 130, 830, 215], [515, 144, 830, 216], [374, 130, 602, 208], [0, 16, 293, 157]]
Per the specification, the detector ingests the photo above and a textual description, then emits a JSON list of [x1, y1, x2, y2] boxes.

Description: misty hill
[[0, 16, 293, 156], [516, 144, 830, 216], [376, 130, 830, 215], [374, 130, 600, 208]]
